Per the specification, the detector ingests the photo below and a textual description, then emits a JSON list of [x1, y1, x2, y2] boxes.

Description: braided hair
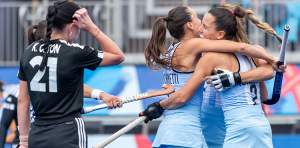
[[37, 0, 81, 71]]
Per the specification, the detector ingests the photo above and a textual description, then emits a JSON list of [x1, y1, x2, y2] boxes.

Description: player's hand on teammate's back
[[72, 8, 98, 33], [205, 68, 242, 92], [100, 93, 123, 109], [139, 101, 165, 124]]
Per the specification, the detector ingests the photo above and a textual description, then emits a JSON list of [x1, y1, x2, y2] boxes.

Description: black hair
[[167, 6, 192, 40], [37, 0, 81, 71]]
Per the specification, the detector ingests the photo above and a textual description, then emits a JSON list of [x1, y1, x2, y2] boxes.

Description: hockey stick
[[81, 84, 174, 114], [93, 116, 147, 148], [263, 25, 290, 105]]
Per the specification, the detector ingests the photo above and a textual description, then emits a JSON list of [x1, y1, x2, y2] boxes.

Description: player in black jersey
[[1, 20, 116, 148], [17, 1, 125, 148], [0, 82, 19, 148]]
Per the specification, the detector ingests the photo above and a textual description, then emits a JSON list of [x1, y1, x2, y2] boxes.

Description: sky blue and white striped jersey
[[203, 82, 222, 108], [218, 53, 261, 112], [163, 42, 204, 106]]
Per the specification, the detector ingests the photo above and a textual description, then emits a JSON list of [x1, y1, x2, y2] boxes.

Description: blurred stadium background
[[1, 0, 300, 147]]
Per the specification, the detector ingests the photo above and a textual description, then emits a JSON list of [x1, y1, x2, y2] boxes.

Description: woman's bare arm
[[160, 53, 218, 109], [187, 39, 281, 71], [18, 80, 31, 147], [73, 8, 125, 67]]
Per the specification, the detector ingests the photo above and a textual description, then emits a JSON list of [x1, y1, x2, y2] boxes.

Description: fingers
[[144, 117, 150, 124], [112, 99, 117, 109], [106, 100, 112, 109], [72, 20, 79, 26], [116, 97, 123, 107], [210, 75, 219, 80], [206, 81, 212, 84], [279, 64, 287, 73], [214, 84, 222, 89], [212, 79, 221, 85], [205, 76, 211, 80], [216, 88, 225, 92]]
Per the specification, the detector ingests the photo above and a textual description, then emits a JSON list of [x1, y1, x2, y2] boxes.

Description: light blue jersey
[[218, 53, 273, 148], [219, 53, 261, 112], [163, 42, 202, 106], [152, 42, 207, 148], [201, 84, 225, 148], [203, 82, 221, 108]]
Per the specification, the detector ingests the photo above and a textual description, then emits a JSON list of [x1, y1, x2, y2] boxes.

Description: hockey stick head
[[141, 84, 174, 99], [161, 84, 175, 93]]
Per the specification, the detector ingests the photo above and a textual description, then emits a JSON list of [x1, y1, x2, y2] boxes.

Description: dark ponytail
[[28, 25, 36, 46], [145, 6, 191, 70], [37, 0, 81, 71], [28, 20, 47, 46], [144, 17, 168, 71]]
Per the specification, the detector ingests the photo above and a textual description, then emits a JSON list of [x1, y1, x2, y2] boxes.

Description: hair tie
[[232, 11, 236, 17], [165, 17, 169, 22], [275, 34, 278, 37], [34, 25, 38, 29]]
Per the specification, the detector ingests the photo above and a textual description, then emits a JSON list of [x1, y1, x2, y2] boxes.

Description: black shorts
[[29, 112, 87, 148]]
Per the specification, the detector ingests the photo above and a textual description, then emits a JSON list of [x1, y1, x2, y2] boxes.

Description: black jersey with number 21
[[18, 39, 103, 119]]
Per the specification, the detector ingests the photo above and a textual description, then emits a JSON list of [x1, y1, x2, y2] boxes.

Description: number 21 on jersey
[[29, 56, 57, 92]]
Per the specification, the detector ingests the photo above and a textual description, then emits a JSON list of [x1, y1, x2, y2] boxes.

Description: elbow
[[176, 91, 190, 104], [116, 54, 125, 65], [266, 69, 275, 80], [18, 97, 30, 105], [119, 54, 125, 63]]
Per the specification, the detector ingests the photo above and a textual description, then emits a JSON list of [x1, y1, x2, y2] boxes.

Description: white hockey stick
[[81, 84, 174, 114], [93, 116, 147, 148]]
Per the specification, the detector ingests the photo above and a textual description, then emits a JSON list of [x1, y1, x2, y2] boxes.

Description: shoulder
[[58, 40, 96, 56], [58, 40, 86, 50]]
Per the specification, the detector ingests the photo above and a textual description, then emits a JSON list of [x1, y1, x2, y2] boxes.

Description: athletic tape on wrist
[[19, 135, 28, 147], [91, 89, 104, 100]]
